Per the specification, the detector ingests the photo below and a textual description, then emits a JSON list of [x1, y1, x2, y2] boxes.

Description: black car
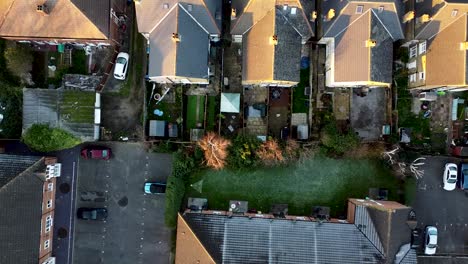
[[77, 208, 108, 220]]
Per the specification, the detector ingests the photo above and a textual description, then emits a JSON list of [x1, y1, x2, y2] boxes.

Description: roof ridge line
[[0, 157, 44, 193], [415, 3, 448, 39], [427, 12, 467, 40], [178, 213, 216, 263], [231, 0, 255, 33], [370, 8, 395, 40], [179, 3, 209, 34], [0, 0, 16, 31], [148, 3, 178, 34], [322, 2, 350, 37], [199, 0, 220, 34], [334, 9, 372, 38], [69, 0, 108, 39]]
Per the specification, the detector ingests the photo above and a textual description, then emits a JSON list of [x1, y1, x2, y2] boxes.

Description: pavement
[[72, 142, 172, 264], [413, 156, 468, 257]]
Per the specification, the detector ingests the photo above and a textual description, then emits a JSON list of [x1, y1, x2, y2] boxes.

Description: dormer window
[[356, 5, 363, 14]]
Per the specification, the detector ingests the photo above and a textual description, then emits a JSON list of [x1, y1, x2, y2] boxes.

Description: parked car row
[[442, 163, 468, 192]]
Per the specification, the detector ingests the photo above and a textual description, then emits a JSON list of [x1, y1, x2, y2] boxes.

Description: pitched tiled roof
[[147, 5, 209, 79], [0, 0, 109, 40], [136, 0, 219, 80], [135, 0, 220, 34], [182, 213, 386, 263], [322, 1, 401, 85], [414, 1, 468, 87], [0, 155, 44, 264], [323, 0, 404, 40], [233, 0, 313, 84], [0, 154, 41, 187]]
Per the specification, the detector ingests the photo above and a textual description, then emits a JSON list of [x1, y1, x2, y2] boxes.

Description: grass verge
[[187, 157, 398, 217]]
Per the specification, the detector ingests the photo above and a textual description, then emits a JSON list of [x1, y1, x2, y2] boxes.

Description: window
[[452, 9, 458, 17], [44, 240, 50, 249], [378, 6, 384, 13], [419, 41, 426, 55], [47, 183, 53, 192], [356, 5, 364, 14], [46, 200, 52, 209], [409, 73, 417, 83], [419, 72, 425, 80], [45, 216, 53, 233], [410, 46, 417, 58]]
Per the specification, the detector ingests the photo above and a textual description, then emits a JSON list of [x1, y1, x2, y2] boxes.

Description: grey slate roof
[[71, 0, 111, 37], [0, 155, 44, 264], [176, 7, 209, 78], [0, 154, 41, 188], [273, 8, 302, 82], [370, 10, 394, 84], [184, 213, 386, 264], [148, 5, 209, 79]]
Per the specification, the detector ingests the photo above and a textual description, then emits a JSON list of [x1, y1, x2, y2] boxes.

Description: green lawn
[[187, 158, 399, 217], [206, 96, 217, 131], [60, 91, 95, 123], [186, 95, 205, 129], [292, 68, 310, 113]]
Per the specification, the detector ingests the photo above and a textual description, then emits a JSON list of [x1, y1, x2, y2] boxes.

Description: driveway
[[73, 142, 172, 264], [413, 156, 468, 256]]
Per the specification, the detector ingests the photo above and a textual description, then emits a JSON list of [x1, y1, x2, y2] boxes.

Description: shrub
[[227, 135, 261, 168], [4, 43, 33, 82], [256, 139, 284, 166], [22, 124, 81, 152], [321, 121, 360, 156], [164, 150, 197, 228]]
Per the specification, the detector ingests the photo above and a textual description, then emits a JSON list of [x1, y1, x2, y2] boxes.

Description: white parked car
[[424, 226, 437, 255], [443, 163, 458, 191], [113, 52, 129, 80]]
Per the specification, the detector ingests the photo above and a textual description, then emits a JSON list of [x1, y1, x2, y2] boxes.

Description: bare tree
[[197, 132, 231, 170], [381, 146, 425, 179], [256, 139, 284, 166]]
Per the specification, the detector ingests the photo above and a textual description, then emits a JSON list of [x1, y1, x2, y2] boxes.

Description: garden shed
[[220, 93, 240, 113]]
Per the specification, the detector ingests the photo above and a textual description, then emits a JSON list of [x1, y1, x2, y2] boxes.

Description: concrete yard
[[73, 142, 172, 264], [350, 87, 386, 141]]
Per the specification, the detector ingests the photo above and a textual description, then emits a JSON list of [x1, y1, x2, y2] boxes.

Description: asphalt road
[[73, 142, 172, 264], [413, 156, 468, 256]]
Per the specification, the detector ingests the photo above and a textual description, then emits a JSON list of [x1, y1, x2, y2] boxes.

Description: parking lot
[[73, 142, 172, 264], [413, 156, 468, 256]]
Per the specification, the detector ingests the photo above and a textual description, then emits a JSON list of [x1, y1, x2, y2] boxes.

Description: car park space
[[73, 142, 172, 264], [413, 156, 468, 255]]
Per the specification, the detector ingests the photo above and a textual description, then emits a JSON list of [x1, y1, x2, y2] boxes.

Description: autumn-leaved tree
[[198, 132, 231, 170], [256, 139, 284, 166]]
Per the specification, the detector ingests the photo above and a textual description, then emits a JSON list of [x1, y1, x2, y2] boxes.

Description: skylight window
[[356, 5, 364, 14], [452, 9, 458, 17]]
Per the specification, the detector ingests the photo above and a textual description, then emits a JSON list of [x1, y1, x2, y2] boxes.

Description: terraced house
[[404, 0, 468, 91], [0, 155, 61, 264], [231, 0, 314, 87], [135, 0, 221, 84], [319, 0, 404, 88], [0, 0, 126, 46]]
